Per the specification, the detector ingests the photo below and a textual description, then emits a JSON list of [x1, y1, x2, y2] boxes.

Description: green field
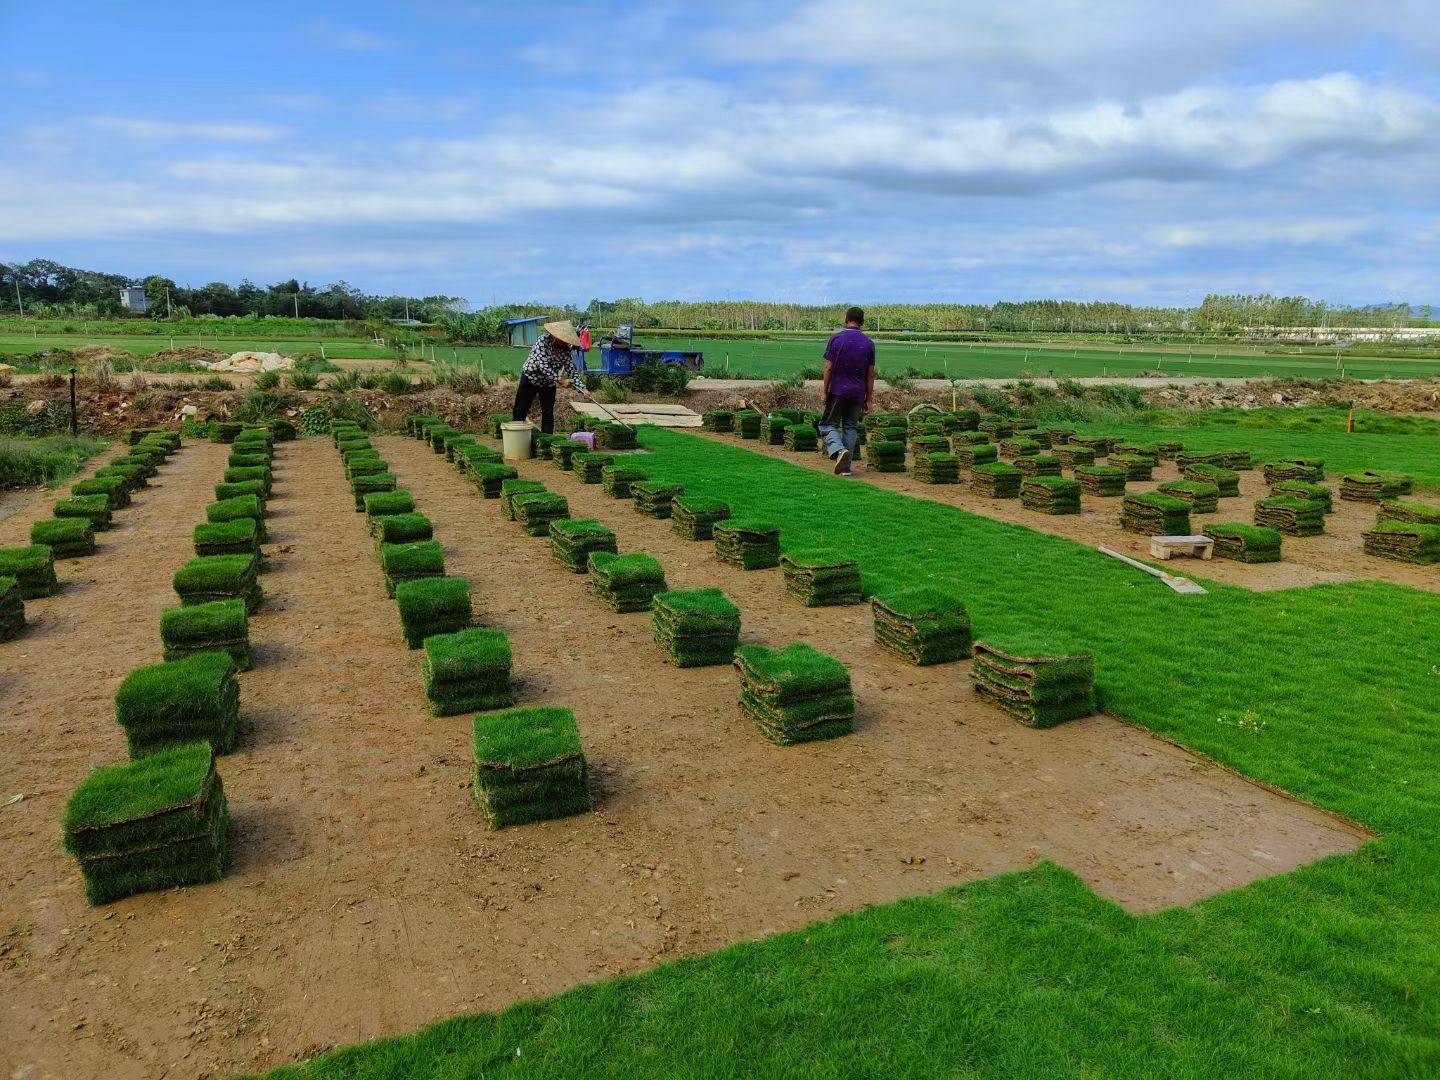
[[258, 428, 1440, 1079]]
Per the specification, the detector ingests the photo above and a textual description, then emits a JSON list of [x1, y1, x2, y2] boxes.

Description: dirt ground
[[691, 432, 1439, 593], [0, 435, 1368, 1080]]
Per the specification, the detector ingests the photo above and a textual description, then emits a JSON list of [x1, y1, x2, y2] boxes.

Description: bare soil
[[0, 435, 1367, 1080]]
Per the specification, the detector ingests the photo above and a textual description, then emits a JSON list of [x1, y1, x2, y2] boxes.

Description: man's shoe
[[833, 449, 852, 475]]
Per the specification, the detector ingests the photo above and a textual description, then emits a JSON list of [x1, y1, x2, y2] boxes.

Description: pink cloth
[[570, 432, 596, 451]]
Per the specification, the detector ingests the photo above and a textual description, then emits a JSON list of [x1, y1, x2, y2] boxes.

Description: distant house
[[502, 316, 546, 347], [120, 286, 151, 314]]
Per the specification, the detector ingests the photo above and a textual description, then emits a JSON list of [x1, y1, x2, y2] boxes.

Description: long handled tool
[[573, 382, 635, 430]]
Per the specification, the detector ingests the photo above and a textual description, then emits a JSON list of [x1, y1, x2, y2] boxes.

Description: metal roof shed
[[502, 316, 546, 347]]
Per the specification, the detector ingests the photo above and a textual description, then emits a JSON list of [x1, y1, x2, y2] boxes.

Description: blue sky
[[1, 0, 1437, 308]]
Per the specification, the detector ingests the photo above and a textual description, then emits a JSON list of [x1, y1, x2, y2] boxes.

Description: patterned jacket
[[521, 334, 584, 391]]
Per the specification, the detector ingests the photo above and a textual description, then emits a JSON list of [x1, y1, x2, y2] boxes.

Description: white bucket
[[500, 421, 534, 462]]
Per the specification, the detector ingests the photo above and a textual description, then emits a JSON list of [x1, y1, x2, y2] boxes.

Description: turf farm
[[2, 404, 1438, 1080]]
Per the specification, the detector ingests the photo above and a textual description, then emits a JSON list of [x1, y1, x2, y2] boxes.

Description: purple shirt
[[823, 327, 875, 402]]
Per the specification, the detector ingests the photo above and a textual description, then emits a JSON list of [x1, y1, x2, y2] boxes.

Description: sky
[[1, 0, 1438, 308]]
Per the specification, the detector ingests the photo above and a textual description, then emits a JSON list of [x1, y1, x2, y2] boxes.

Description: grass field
[[257, 427, 1440, 1079], [0, 434, 108, 488]]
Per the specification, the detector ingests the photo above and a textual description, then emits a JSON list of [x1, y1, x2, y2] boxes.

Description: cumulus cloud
[[79, 117, 283, 142]]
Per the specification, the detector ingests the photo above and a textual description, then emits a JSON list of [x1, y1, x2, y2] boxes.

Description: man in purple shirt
[[819, 306, 875, 475]]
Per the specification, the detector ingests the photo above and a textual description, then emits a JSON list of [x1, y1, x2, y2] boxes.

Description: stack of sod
[[951, 441, 998, 470], [1176, 451, 1222, 468], [1339, 471, 1413, 503], [909, 435, 949, 459], [53, 494, 112, 532], [914, 453, 961, 484], [550, 439, 582, 471], [208, 494, 265, 541], [978, 418, 1015, 438], [1069, 434, 1113, 456], [714, 520, 781, 570], [228, 450, 270, 470], [422, 627, 515, 715], [783, 424, 818, 452], [1108, 454, 1154, 481], [998, 437, 1041, 460], [346, 453, 387, 480], [31, 517, 95, 558], [409, 415, 438, 437], [1152, 440, 1184, 460], [1014, 454, 1061, 478], [62, 742, 229, 905], [871, 587, 971, 664], [215, 479, 265, 505], [950, 431, 991, 447], [174, 554, 261, 612], [864, 411, 904, 434], [1254, 496, 1326, 536], [1120, 492, 1191, 535], [512, 492, 570, 537], [1262, 458, 1325, 483], [364, 490, 416, 528], [1377, 499, 1440, 526], [780, 550, 861, 606], [702, 409, 735, 433], [124, 448, 164, 475], [633, 482, 684, 519], [588, 551, 666, 612], [652, 588, 741, 666], [161, 599, 250, 668], [1112, 442, 1158, 463], [602, 465, 647, 499], [373, 511, 433, 546], [867, 440, 908, 472], [395, 576, 472, 648], [971, 643, 1096, 727], [331, 424, 363, 444], [444, 433, 478, 462], [500, 479, 547, 520], [1073, 464, 1126, 496], [427, 425, 458, 452], [270, 418, 297, 441], [193, 519, 260, 559], [471, 706, 591, 828], [127, 427, 162, 445], [1055, 445, 1097, 469], [1362, 522, 1440, 564], [470, 462, 519, 499], [672, 496, 732, 540], [351, 472, 398, 512], [592, 423, 638, 450], [1157, 480, 1221, 514], [225, 466, 271, 498], [94, 461, 149, 491], [115, 652, 239, 756], [212, 422, 243, 443], [759, 413, 791, 444], [1271, 480, 1333, 512], [457, 444, 503, 472], [1204, 523, 1283, 563], [573, 452, 614, 484], [0, 545, 58, 599], [943, 409, 981, 432], [1015, 429, 1052, 450], [0, 577, 23, 641], [1181, 461, 1241, 497], [72, 475, 130, 510], [1043, 426, 1077, 446], [736, 410, 762, 439], [549, 519, 618, 572], [1021, 476, 1082, 515], [734, 643, 854, 745], [380, 540, 445, 597], [971, 461, 1022, 498], [1218, 450, 1254, 471]]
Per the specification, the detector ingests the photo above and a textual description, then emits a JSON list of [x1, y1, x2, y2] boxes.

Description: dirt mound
[[147, 346, 225, 365], [1145, 378, 1440, 412], [71, 344, 132, 365]]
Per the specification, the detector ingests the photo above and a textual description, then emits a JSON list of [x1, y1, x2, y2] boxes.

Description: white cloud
[[332, 27, 395, 52], [79, 116, 283, 142]]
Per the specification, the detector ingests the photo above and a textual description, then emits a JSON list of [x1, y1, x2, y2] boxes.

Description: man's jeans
[[819, 395, 863, 459]]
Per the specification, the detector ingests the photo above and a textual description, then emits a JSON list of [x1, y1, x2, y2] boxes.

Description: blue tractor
[[573, 324, 703, 379]]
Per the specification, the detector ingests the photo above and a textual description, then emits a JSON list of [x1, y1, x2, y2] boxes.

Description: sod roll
[[469, 462, 519, 498], [971, 462, 1022, 498], [573, 452, 615, 484], [500, 479, 547, 520], [601, 464, 647, 499], [867, 440, 908, 472], [551, 440, 582, 470], [395, 576, 472, 648], [588, 551, 666, 612], [207, 495, 266, 541], [1014, 455, 1061, 478], [702, 409, 735, 433], [193, 518, 260, 559], [1254, 496, 1326, 537], [633, 482, 685, 519], [1262, 458, 1325, 483], [734, 642, 854, 745], [1377, 499, 1440, 526], [1362, 521, 1440, 564], [53, 494, 112, 531], [512, 491, 570, 536], [31, 516, 95, 558], [1020, 476, 1081, 515], [592, 424, 638, 450], [998, 437, 1041, 460], [914, 453, 961, 484], [783, 424, 819, 452], [971, 642, 1096, 728], [1108, 454, 1154, 481], [1157, 480, 1220, 513], [736, 410, 762, 438], [652, 588, 741, 667], [1339, 471, 1413, 503], [351, 472, 398, 511], [114, 652, 239, 757], [1120, 492, 1191, 535], [871, 587, 972, 665], [423, 627, 515, 715], [373, 512, 434, 545], [549, 519, 618, 573], [71, 474, 130, 510], [671, 496, 732, 540], [161, 598, 250, 668], [380, 539, 446, 597], [214, 480, 265, 504], [364, 490, 416, 523], [173, 554, 262, 612], [1055, 445, 1097, 469], [93, 462, 148, 491], [471, 706, 592, 829], [1180, 462, 1240, 497], [781, 549, 861, 607], [0, 545, 58, 599], [714, 520, 781, 570], [1204, 524, 1282, 563], [1270, 480, 1333, 512]]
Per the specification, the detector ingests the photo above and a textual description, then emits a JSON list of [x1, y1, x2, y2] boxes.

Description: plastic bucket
[[501, 422, 534, 462]]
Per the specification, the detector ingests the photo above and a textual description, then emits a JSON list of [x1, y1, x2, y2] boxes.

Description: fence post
[[69, 367, 78, 435]]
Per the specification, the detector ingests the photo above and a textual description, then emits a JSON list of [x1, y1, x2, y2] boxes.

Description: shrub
[[422, 627, 514, 716], [253, 371, 281, 390], [470, 706, 591, 828], [161, 598, 251, 667], [114, 652, 240, 757], [30, 516, 95, 558], [290, 371, 320, 390], [395, 576, 472, 648]]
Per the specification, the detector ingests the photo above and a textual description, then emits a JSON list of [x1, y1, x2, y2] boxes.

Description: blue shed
[[503, 316, 546, 348]]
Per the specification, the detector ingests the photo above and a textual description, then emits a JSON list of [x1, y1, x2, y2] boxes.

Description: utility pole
[[293, 293, 300, 319], [7, 266, 23, 316], [165, 287, 173, 319]]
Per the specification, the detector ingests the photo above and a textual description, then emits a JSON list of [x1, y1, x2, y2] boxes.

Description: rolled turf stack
[[588, 551, 667, 612], [1015, 428, 1051, 449], [652, 588, 741, 667], [395, 576, 472, 648], [352, 472, 397, 512], [1218, 450, 1254, 471], [998, 437, 1041, 460], [1120, 492, 1191, 535], [0, 545, 58, 599], [760, 413, 791, 445], [208, 495, 266, 542], [94, 461, 149, 492], [422, 627, 514, 715], [115, 651, 239, 756], [31, 517, 95, 558], [633, 482, 684, 519], [602, 465, 647, 499], [971, 642, 1096, 728], [161, 599, 250, 668], [979, 418, 1014, 439], [945, 409, 981, 432], [736, 410, 762, 439], [549, 519, 618, 572], [573, 453, 614, 484], [470, 706, 591, 828], [551, 440, 582, 471], [1362, 521, 1440, 564], [364, 491, 416, 530], [53, 495, 112, 532], [1157, 480, 1220, 514], [871, 587, 972, 665], [0, 576, 25, 641], [1270, 480, 1332, 512], [1112, 442, 1157, 463], [1056, 445, 1096, 470], [910, 435, 949, 459], [1377, 499, 1440, 526], [783, 424, 818, 452], [971, 462, 1022, 498], [780, 550, 861, 606], [457, 445, 503, 473], [62, 742, 230, 905], [702, 409, 735, 433], [1069, 435, 1112, 456], [380, 539, 446, 597], [593, 423, 638, 450], [469, 462, 518, 499], [1153, 440, 1184, 460], [1181, 462, 1241, 497], [1021, 476, 1082, 515], [174, 555, 262, 612], [714, 520, 781, 570], [212, 422, 243, 443], [224, 466, 271, 499], [1014, 454, 1061, 478], [1254, 496, 1326, 536], [672, 496, 732, 540], [867, 440, 908, 473], [1043, 426, 1077, 446], [427, 425, 457, 453], [72, 475, 130, 510], [950, 432, 991, 447], [500, 479, 547, 520], [1262, 458, 1325, 484], [734, 642, 854, 745], [1340, 471, 1413, 503], [1108, 454, 1154, 481], [1204, 523, 1283, 563], [512, 492, 570, 537], [914, 452, 961, 484], [373, 511, 433, 547], [952, 441, 998, 470], [193, 519, 260, 559]]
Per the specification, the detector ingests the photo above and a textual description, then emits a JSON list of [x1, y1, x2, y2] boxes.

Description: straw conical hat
[[544, 320, 581, 347]]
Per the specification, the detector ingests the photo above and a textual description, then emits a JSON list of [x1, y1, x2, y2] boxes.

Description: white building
[[120, 286, 151, 314]]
